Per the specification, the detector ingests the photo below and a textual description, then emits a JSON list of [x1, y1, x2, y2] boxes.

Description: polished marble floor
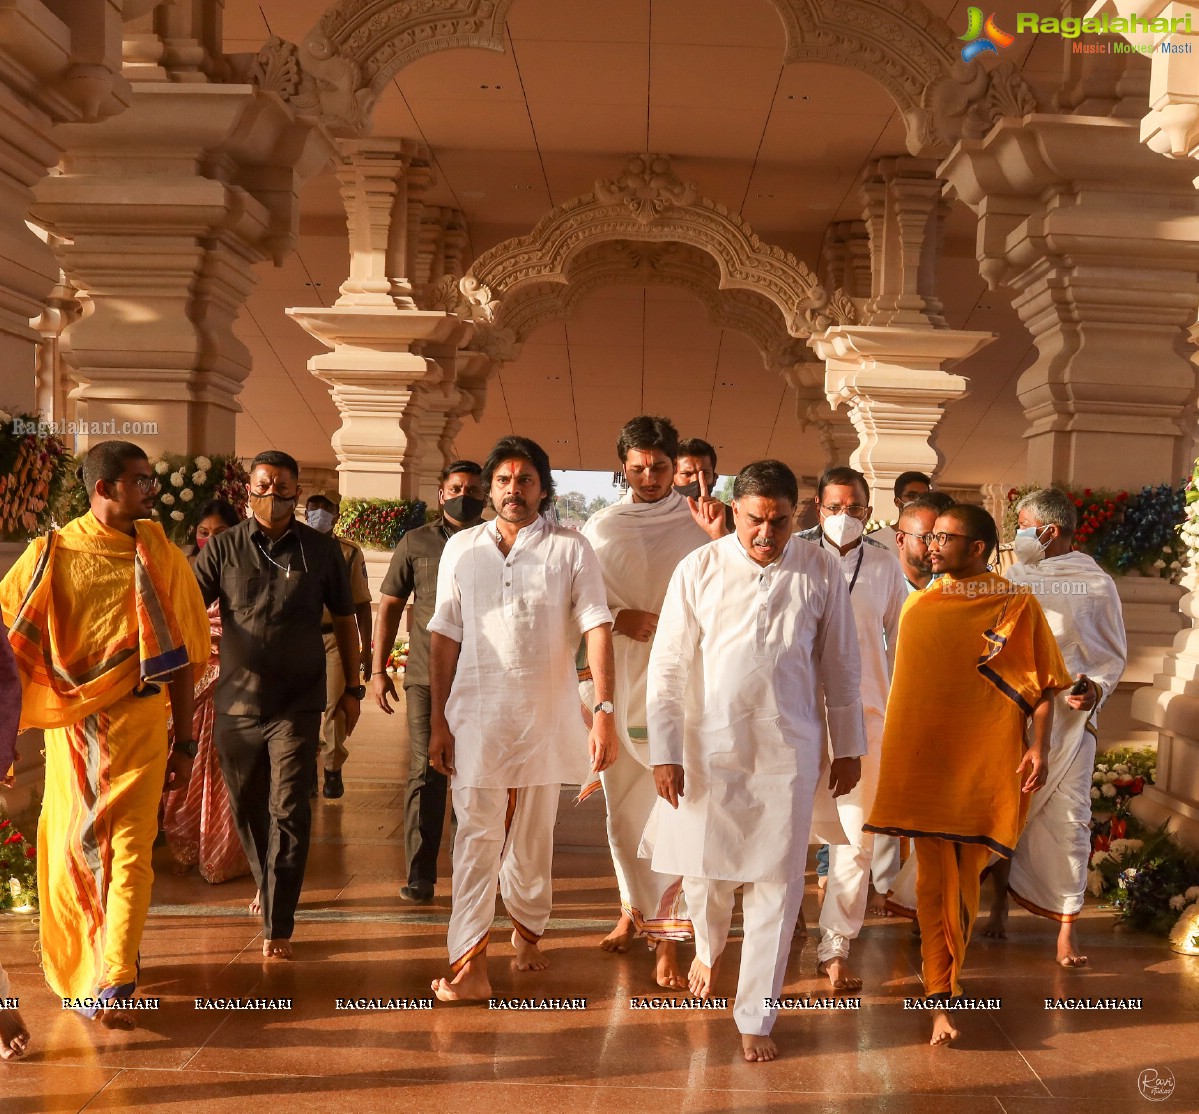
[[0, 699, 1195, 1113]]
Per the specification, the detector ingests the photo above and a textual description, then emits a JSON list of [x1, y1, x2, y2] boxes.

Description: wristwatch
[[593, 700, 614, 715], [344, 684, 367, 700], [172, 738, 198, 759]]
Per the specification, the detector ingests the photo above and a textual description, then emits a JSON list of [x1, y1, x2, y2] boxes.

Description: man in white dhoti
[[428, 436, 618, 1002], [983, 487, 1126, 966], [0, 619, 29, 1059], [647, 460, 867, 1062], [582, 416, 720, 989], [799, 468, 906, 991]]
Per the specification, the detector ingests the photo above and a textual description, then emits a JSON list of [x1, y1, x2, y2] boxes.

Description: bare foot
[[511, 930, 549, 971], [262, 938, 292, 959], [431, 955, 491, 1002], [0, 1010, 30, 1058], [94, 1007, 136, 1031], [1057, 923, 1087, 967], [741, 1033, 778, 1062], [249, 891, 261, 917], [600, 912, 634, 954], [653, 940, 687, 989], [981, 909, 1007, 939], [867, 888, 892, 916], [688, 953, 721, 999], [816, 957, 863, 993], [930, 1010, 959, 1046]]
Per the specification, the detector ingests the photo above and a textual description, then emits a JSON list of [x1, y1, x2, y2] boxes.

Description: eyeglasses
[[116, 476, 159, 494], [924, 532, 980, 546], [820, 504, 870, 519]]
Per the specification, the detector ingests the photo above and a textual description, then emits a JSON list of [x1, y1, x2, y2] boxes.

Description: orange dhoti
[[913, 838, 992, 999]]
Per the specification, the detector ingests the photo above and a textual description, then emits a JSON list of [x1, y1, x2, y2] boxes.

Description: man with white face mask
[[799, 467, 907, 992], [984, 487, 1126, 966]]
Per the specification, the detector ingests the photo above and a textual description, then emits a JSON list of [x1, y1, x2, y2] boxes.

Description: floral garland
[[1087, 748, 1199, 939], [0, 409, 77, 541], [385, 638, 410, 673], [1004, 482, 1186, 579], [150, 454, 250, 544], [1178, 457, 1199, 573], [0, 816, 37, 911], [335, 498, 426, 551]]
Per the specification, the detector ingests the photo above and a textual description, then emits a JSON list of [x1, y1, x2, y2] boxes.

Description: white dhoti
[[685, 876, 804, 1036], [886, 851, 918, 918], [600, 739, 689, 939], [446, 783, 560, 970], [817, 740, 881, 962], [1008, 718, 1096, 921], [871, 836, 902, 894]]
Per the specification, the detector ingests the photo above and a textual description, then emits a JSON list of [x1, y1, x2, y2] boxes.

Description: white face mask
[[1013, 525, 1049, 565], [307, 508, 335, 534], [823, 512, 865, 548]]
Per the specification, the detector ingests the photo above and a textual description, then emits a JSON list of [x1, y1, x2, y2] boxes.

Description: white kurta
[[1006, 552, 1126, 919], [645, 534, 868, 885], [582, 490, 709, 937], [428, 515, 612, 789], [811, 536, 907, 962]]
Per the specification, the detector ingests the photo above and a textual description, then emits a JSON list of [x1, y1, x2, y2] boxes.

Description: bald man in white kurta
[[646, 534, 866, 1053]]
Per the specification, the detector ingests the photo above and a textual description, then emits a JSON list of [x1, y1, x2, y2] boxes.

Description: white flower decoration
[[1090, 786, 1101, 800], [170, 472, 184, 488], [1153, 558, 1167, 569], [180, 488, 194, 502], [195, 455, 212, 471], [1092, 773, 1105, 785], [1101, 783, 1117, 797], [160, 492, 175, 506], [154, 460, 169, 475], [192, 470, 207, 485], [1088, 869, 1105, 897], [1096, 764, 1109, 773], [1170, 894, 1187, 911], [170, 510, 185, 521], [1186, 886, 1199, 902], [1114, 764, 1129, 774]]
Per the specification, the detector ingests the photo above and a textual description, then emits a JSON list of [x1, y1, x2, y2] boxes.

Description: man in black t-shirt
[[193, 450, 357, 959], [372, 460, 484, 903]]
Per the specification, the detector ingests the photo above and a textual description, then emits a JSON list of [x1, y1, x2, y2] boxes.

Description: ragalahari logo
[[959, 7, 1016, 62]]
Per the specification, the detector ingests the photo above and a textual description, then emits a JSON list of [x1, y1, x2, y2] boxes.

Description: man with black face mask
[[373, 460, 485, 903], [193, 450, 357, 960]]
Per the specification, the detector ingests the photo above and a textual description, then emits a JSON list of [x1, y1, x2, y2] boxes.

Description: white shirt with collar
[[429, 514, 612, 788]]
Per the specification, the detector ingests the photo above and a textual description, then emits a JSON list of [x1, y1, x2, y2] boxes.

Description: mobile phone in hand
[[1070, 676, 1089, 695]]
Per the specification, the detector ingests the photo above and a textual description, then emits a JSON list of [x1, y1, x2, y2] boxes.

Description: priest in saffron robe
[[865, 504, 1070, 1047], [0, 442, 209, 1026]]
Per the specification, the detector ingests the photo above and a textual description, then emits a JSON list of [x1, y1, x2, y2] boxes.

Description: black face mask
[[673, 481, 701, 500], [442, 494, 485, 524]]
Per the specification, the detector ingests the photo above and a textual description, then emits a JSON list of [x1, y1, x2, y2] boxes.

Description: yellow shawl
[[0, 512, 209, 730], [864, 572, 1071, 857]]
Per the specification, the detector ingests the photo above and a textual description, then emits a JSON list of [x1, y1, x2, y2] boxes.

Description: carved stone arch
[[286, 0, 1036, 152], [497, 240, 808, 374], [466, 154, 854, 340]]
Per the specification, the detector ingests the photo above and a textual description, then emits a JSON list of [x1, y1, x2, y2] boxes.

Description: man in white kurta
[[988, 488, 1126, 965], [800, 467, 907, 991], [646, 460, 867, 1062], [581, 417, 716, 987], [427, 437, 617, 1001]]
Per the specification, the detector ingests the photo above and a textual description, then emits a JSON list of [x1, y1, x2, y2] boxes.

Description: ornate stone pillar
[[1087, 1, 1199, 160], [940, 114, 1199, 490], [0, 0, 128, 415], [30, 73, 332, 455], [289, 139, 474, 500], [810, 158, 994, 510]]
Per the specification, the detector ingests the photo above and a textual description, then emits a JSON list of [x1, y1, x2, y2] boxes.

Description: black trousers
[[403, 684, 450, 888], [215, 711, 320, 939]]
